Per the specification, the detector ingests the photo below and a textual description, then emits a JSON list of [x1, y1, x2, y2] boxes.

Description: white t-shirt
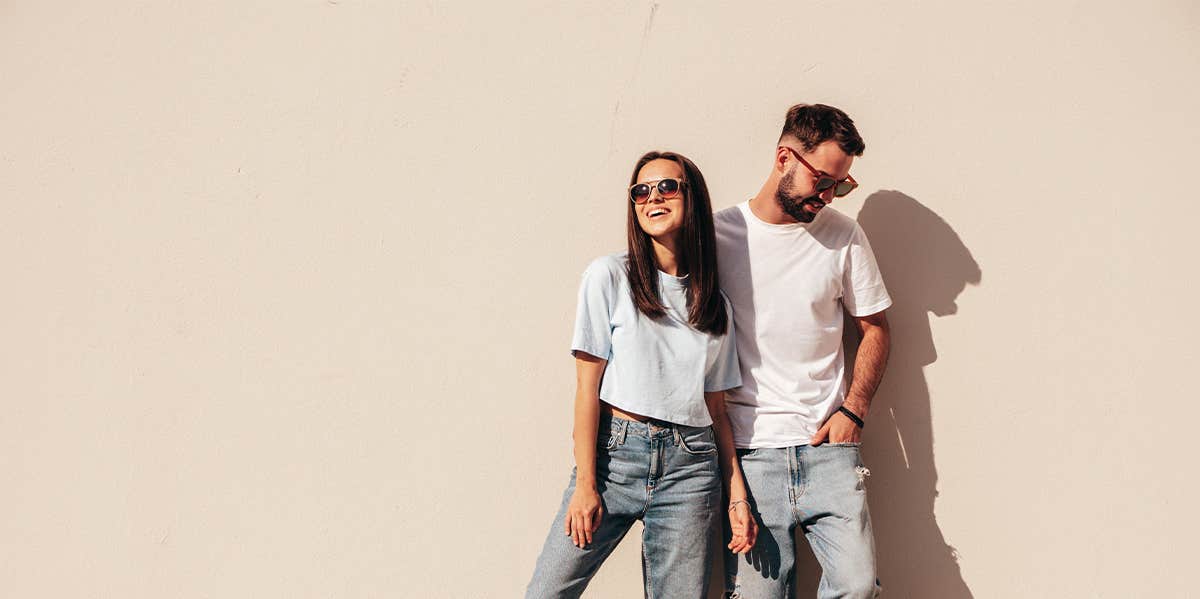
[[714, 202, 891, 448], [570, 253, 742, 427]]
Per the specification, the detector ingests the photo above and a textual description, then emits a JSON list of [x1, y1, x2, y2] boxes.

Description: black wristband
[[838, 406, 865, 429]]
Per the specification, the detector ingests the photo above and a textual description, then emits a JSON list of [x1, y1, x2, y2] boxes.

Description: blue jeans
[[724, 444, 881, 599], [526, 416, 721, 599]]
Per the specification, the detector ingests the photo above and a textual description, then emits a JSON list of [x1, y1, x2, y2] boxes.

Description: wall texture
[[3, 1, 1198, 597]]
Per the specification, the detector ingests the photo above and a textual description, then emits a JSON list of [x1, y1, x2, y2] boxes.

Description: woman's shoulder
[[582, 251, 630, 278], [576, 252, 629, 298]]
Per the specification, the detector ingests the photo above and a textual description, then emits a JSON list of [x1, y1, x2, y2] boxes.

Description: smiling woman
[[523, 151, 757, 598], [631, 164, 687, 242], [624, 152, 727, 328]]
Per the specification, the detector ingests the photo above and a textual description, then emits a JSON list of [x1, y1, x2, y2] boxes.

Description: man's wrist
[[838, 405, 865, 429], [841, 398, 869, 421]]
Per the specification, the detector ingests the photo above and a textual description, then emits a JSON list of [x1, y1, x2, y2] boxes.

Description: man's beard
[[775, 169, 825, 224]]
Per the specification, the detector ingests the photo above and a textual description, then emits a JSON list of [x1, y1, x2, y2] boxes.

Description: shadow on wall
[[793, 190, 982, 597]]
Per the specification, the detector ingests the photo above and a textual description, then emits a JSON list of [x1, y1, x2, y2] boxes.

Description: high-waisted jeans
[[525, 415, 722, 599]]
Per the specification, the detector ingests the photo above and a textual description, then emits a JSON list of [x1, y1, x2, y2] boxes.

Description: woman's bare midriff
[[600, 401, 650, 422]]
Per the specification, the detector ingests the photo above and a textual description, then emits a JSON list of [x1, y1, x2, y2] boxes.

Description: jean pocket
[[677, 427, 718, 455]]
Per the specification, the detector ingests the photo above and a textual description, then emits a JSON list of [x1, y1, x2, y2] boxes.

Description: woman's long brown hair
[[626, 151, 728, 336]]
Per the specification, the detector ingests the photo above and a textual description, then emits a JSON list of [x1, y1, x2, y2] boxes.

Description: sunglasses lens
[[630, 184, 651, 203], [657, 179, 680, 197], [835, 181, 856, 197], [815, 177, 837, 192]]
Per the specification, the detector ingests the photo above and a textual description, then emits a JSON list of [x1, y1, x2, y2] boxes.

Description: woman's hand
[[565, 354, 606, 549], [564, 487, 604, 548], [705, 391, 758, 555], [727, 499, 758, 554]]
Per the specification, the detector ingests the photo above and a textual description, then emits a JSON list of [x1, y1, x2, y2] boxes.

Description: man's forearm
[[843, 322, 890, 420]]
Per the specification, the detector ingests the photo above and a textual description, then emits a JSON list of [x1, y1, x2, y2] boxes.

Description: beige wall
[[3, 1, 1198, 597]]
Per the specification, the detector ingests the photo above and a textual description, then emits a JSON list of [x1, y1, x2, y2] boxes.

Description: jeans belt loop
[[618, 419, 628, 445]]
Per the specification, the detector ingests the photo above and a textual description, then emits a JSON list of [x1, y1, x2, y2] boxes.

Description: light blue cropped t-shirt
[[570, 253, 742, 427]]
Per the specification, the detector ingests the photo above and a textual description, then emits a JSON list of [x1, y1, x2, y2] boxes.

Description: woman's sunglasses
[[782, 147, 859, 197], [629, 178, 685, 204]]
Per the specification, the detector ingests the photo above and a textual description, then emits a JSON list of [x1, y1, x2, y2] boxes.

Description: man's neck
[[749, 181, 801, 225]]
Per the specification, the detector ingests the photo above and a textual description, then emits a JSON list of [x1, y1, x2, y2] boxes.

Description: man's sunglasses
[[629, 178, 685, 204], [781, 147, 858, 197]]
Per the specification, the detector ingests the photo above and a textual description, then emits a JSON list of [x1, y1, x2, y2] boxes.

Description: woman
[[525, 151, 757, 598]]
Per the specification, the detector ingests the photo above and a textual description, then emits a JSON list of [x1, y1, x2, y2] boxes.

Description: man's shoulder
[[815, 206, 858, 230], [714, 203, 743, 219], [811, 207, 864, 245], [713, 203, 746, 233]]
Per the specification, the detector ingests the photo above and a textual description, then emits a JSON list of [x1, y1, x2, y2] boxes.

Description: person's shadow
[[790, 190, 981, 597]]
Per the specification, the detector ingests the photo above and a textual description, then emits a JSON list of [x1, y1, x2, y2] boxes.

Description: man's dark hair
[[778, 103, 866, 156]]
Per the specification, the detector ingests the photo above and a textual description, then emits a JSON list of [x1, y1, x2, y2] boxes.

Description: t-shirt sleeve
[[841, 223, 893, 317], [569, 258, 617, 360], [704, 294, 742, 392]]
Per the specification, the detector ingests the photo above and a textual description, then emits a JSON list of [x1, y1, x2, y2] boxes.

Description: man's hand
[[809, 408, 863, 445]]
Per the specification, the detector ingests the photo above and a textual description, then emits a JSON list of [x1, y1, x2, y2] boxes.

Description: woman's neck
[[651, 235, 683, 276]]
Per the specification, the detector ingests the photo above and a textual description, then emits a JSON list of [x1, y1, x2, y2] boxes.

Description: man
[[714, 103, 891, 599]]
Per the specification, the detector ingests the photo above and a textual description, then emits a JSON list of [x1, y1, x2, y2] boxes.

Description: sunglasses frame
[[628, 177, 686, 204], [780, 146, 859, 198]]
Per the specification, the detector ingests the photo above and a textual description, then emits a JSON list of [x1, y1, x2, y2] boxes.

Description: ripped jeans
[[525, 415, 721, 599], [724, 444, 881, 599]]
